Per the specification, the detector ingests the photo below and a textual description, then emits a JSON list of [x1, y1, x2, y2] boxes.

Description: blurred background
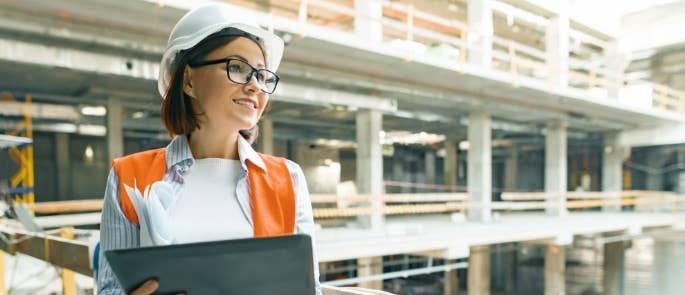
[[1, 0, 685, 294]]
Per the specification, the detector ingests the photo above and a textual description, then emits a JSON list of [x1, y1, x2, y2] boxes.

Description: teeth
[[234, 100, 255, 109]]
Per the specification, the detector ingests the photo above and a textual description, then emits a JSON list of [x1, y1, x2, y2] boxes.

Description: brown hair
[[161, 34, 271, 144]]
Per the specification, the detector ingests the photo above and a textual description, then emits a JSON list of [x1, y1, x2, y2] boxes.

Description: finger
[[131, 279, 159, 295]]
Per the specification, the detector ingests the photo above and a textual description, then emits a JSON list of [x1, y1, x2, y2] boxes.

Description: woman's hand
[[130, 279, 186, 295], [130, 279, 159, 295]]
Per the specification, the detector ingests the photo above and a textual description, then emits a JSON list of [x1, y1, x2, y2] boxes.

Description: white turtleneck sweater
[[168, 158, 253, 244]]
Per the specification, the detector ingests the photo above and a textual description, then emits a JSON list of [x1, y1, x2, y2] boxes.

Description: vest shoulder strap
[[111, 148, 167, 224]]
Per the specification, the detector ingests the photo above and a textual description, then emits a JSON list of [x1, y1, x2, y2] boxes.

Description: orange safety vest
[[111, 148, 296, 237]]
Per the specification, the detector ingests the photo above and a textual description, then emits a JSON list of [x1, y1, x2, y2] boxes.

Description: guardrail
[[216, 0, 685, 114], [27, 190, 683, 219]]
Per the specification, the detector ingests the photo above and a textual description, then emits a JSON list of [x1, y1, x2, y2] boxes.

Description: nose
[[243, 72, 261, 94]]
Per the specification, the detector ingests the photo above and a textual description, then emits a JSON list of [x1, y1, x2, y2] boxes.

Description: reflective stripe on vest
[[111, 148, 296, 237]]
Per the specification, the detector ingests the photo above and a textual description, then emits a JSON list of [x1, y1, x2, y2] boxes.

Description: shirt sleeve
[[97, 168, 140, 294], [286, 160, 323, 295]]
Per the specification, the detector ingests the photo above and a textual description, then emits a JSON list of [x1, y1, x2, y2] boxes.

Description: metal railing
[[213, 0, 685, 114]]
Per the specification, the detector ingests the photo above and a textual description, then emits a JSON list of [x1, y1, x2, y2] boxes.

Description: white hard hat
[[158, 3, 285, 97]]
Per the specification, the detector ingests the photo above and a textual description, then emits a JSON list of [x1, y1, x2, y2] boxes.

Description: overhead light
[[81, 106, 107, 117], [382, 131, 445, 145], [132, 111, 145, 119], [84, 145, 94, 164], [78, 124, 107, 136], [459, 141, 469, 150], [53, 123, 78, 133]]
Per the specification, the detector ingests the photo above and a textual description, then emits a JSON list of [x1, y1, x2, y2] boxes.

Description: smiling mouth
[[232, 99, 257, 110]]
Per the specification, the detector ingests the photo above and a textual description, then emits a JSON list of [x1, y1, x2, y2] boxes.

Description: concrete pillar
[[354, 0, 382, 43], [545, 122, 567, 216], [653, 238, 685, 295], [504, 145, 518, 191], [392, 155, 403, 194], [425, 150, 436, 185], [444, 139, 458, 189], [356, 109, 384, 229], [259, 118, 274, 155], [604, 41, 625, 98], [467, 111, 492, 222], [444, 259, 459, 295], [286, 140, 296, 162], [545, 245, 566, 295], [107, 97, 123, 164], [603, 242, 626, 295], [55, 133, 71, 201], [467, 0, 493, 67], [602, 134, 625, 212], [357, 257, 383, 290], [645, 149, 664, 191], [546, 11, 570, 89], [468, 245, 490, 295]]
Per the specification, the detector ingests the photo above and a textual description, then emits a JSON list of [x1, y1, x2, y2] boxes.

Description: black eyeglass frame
[[188, 57, 280, 94]]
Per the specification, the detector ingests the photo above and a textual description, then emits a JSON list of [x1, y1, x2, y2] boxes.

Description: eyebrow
[[227, 55, 266, 69]]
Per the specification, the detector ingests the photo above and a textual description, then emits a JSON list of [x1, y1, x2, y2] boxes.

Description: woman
[[97, 3, 321, 294]]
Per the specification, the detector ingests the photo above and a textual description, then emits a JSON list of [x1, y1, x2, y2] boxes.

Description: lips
[[232, 98, 257, 109]]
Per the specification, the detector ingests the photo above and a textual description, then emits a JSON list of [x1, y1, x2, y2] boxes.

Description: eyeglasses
[[188, 57, 280, 94]]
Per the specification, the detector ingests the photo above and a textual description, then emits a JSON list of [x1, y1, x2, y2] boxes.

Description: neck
[[188, 127, 240, 160]]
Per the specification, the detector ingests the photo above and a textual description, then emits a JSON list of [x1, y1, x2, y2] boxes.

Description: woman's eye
[[228, 65, 242, 72]]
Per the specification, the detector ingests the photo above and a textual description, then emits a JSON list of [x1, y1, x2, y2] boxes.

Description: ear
[[183, 65, 196, 98]]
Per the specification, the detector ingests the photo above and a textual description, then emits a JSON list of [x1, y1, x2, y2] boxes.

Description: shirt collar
[[165, 134, 266, 172], [237, 135, 267, 171]]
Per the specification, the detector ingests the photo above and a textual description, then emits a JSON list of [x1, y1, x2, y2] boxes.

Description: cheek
[[257, 96, 269, 116]]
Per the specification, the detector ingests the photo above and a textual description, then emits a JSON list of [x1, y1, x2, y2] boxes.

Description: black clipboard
[[105, 234, 315, 295]]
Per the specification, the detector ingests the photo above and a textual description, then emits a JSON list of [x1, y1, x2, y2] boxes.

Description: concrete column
[[287, 140, 296, 161], [259, 118, 274, 155], [653, 238, 685, 295], [603, 242, 626, 295], [107, 97, 123, 164], [392, 155, 403, 194], [354, 0, 382, 43], [55, 133, 71, 201], [444, 259, 459, 295], [546, 11, 570, 89], [468, 245, 490, 295], [604, 41, 625, 98], [545, 122, 567, 216], [357, 257, 383, 290], [425, 150, 436, 185], [602, 134, 625, 212], [467, 0, 493, 67], [545, 246, 566, 295], [504, 145, 518, 191], [645, 149, 664, 191], [356, 109, 384, 229], [444, 139, 458, 189], [467, 111, 492, 222]]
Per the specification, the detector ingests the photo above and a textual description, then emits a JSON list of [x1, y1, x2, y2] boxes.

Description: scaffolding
[[0, 92, 35, 207]]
